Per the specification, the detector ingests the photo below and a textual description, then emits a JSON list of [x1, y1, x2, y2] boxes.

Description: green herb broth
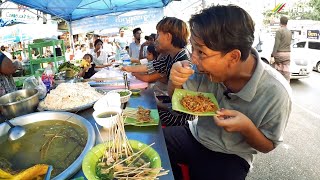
[[0, 120, 87, 177]]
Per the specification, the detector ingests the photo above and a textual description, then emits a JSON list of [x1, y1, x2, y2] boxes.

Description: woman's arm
[[121, 65, 148, 73], [95, 64, 112, 68], [132, 72, 162, 83], [130, 58, 140, 63]]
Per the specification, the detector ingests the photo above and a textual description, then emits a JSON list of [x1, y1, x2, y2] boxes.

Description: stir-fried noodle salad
[[180, 94, 218, 113]]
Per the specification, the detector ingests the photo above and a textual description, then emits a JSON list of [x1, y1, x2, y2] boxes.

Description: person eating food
[[166, 5, 292, 180], [78, 54, 96, 79]]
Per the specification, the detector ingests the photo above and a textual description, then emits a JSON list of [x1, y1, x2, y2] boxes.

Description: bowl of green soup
[[92, 107, 122, 128], [107, 89, 132, 103], [130, 89, 141, 96]]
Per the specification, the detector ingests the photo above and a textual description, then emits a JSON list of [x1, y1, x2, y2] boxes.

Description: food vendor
[[0, 52, 20, 96]]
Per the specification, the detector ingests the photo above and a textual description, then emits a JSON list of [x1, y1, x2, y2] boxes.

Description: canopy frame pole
[[78, 0, 100, 8], [68, 19, 75, 55]]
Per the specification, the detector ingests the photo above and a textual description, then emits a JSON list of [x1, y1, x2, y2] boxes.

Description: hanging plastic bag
[[23, 76, 47, 99]]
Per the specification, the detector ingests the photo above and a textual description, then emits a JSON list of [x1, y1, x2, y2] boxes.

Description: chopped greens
[[118, 91, 130, 97]]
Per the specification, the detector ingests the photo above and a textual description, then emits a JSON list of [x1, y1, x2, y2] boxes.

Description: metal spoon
[[2, 109, 81, 141], [5, 119, 26, 141]]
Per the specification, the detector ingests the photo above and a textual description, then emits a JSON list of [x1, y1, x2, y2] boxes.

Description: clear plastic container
[[122, 53, 131, 66]]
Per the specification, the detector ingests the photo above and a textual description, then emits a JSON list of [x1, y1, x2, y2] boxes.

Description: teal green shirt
[[183, 49, 292, 165]]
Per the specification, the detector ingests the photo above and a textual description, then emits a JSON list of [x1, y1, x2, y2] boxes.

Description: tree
[[309, 0, 320, 20]]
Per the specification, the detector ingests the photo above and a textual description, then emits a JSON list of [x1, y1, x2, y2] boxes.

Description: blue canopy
[[9, 0, 172, 21]]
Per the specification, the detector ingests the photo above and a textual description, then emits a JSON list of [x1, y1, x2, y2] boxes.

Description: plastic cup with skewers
[[93, 107, 122, 129]]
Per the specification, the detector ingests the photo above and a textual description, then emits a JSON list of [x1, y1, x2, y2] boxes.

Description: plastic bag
[[23, 76, 47, 99]]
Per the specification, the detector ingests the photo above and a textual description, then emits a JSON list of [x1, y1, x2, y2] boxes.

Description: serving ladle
[[1, 107, 82, 141], [0, 114, 26, 141], [5, 119, 26, 141]]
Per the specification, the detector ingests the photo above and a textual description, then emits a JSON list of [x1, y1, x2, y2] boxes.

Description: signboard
[[0, 24, 58, 44], [307, 30, 319, 39], [1, 3, 42, 24], [71, 8, 164, 34]]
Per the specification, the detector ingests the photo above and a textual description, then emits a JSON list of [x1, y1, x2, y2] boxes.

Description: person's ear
[[166, 32, 172, 42], [227, 49, 241, 64]]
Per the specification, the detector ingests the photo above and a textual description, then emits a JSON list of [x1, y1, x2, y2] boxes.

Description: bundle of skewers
[[123, 106, 153, 123], [94, 112, 168, 179]]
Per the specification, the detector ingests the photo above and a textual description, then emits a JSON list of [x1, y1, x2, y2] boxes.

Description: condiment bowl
[[92, 107, 122, 128]]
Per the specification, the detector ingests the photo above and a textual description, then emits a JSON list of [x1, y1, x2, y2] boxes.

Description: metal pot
[[0, 89, 39, 121]]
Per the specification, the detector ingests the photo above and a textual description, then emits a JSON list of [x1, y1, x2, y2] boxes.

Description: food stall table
[[72, 88, 174, 179], [87, 68, 149, 90]]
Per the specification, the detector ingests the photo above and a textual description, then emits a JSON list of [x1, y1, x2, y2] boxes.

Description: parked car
[[289, 40, 316, 79], [299, 40, 320, 73], [255, 37, 315, 79]]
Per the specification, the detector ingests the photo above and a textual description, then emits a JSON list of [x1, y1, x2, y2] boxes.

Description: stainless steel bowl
[[0, 111, 96, 180], [0, 89, 39, 121]]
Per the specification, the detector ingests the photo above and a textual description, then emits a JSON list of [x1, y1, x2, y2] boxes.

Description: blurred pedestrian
[[271, 16, 292, 82]]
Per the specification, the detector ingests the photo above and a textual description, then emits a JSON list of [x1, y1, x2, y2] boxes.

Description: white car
[[297, 40, 320, 73], [256, 37, 315, 79], [290, 40, 316, 79]]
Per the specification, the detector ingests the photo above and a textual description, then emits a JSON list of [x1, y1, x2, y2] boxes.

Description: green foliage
[[309, 0, 320, 20], [58, 62, 80, 72]]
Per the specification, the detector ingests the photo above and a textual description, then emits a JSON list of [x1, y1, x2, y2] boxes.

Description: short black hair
[[83, 53, 93, 62], [0, 46, 5, 51], [189, 5, 255, 61], [94, 39, 103, 47], [147, 44, 158, 59], [133, 27, 141, 34], [280, 16, 288, 25]]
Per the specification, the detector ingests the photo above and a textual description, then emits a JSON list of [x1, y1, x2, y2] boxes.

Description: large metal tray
[[0, 111, 96, 180]]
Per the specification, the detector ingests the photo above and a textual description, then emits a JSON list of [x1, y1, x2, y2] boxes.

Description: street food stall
[[0, 1, 176, 179]]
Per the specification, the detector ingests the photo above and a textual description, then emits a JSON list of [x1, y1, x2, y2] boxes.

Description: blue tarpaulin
[[9, 0, 172, 21], [71, 8, 164, 34]]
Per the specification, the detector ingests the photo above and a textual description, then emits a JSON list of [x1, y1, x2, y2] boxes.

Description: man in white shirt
[[129, 27, 142, 60]]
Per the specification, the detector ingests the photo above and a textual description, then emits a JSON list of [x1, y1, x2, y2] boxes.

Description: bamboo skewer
[[94, 111, 169, 179]]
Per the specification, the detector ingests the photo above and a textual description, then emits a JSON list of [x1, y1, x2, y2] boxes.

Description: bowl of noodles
[[82, 140, 161, 180], [172, 89, 219, 116]]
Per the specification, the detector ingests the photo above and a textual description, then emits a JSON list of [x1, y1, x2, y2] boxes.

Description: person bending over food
[[131, 45, 161, 83], [166, 5, 292, 180], [122, 17, 195, 126]]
